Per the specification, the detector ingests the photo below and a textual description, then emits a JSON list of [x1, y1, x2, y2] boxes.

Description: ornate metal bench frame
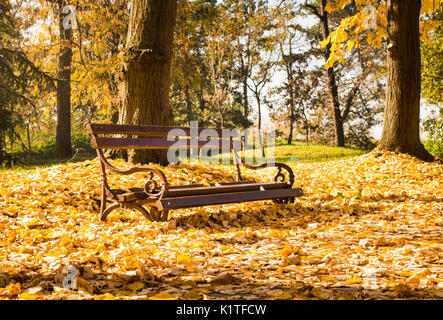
[[85, 122, 303, 222]]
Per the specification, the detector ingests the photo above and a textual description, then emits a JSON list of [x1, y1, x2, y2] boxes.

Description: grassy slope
[[181, 141, 369, 165], [2, 142, 369, 171], [271, 141, 368, 163]]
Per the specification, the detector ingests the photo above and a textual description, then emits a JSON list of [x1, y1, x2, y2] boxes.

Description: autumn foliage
[[0, 152, 442, 300], [321, 0, 442, 69]]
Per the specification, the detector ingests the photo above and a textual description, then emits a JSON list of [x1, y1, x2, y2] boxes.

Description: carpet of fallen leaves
[[0, 151, 442, 300]]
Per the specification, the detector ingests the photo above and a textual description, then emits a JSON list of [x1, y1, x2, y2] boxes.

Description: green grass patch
[[180, 140, 369, 165], [271, 141, 369, 163], [2, 141, 369, 171]]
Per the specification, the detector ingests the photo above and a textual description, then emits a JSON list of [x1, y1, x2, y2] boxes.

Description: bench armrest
[[231, 148, 295, 187], [97, 149, 169, 199], [241, 162, 295, 188]]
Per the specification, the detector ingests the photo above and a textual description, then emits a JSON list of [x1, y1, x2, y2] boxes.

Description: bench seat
[[110, 181, 294, 202], [158, 187, 303, 210]]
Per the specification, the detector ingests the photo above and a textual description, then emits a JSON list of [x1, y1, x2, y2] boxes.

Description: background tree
[[55, 0, 73, 159], [378, 0, 434, 161], [245, 1, 284, 156], [321, 0, 441, 160], [116, 0, 178, 165], [274, 20, 305, 145], [0, 0, 52, 163], [421, 6, 442, 157], [225, 0, 262, 120], [269, 0, 384, 149], [16, 0, 128, 157], [304, 0, 345, 147], [421, 6, 442, 105], [170, 0, 251, 129], [171, 0, 213, 125]]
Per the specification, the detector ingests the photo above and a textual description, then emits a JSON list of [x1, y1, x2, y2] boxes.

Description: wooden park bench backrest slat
[[86, 123, 240, 150], [91, 137, 235, 150], [86, 123, 226, 137]]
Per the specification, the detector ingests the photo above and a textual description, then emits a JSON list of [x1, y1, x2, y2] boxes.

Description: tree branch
[[303, 1, 323, 19]]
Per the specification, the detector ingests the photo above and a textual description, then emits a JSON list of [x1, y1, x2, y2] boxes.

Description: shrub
[[423, 108, 443, 158]]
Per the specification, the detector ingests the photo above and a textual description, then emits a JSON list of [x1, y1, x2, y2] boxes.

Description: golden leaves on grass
[[0, 151, 442, 300]]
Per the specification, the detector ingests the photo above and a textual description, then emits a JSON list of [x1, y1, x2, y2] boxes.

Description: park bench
[[85, 122, 303, 222]]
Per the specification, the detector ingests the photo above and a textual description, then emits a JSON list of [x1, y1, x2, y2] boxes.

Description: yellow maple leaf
[[345, 276, 363, 284], [18, 292, 40, 300], [148, 291, 178, 300], [183, 290, 202, 300], [94, 293, 116, 300], [279, 246, 293, 258], [126, 281, 145, 291], [177, 253, 192, 265], [270, 291, 292, 300], [406, 275, 421, 287]]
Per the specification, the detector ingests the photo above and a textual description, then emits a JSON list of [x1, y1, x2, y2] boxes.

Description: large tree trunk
[[319, 0, 345, 147], [118, 0, 177, 165], [378, 0, 433, 161], [56, 0, 73, 159]]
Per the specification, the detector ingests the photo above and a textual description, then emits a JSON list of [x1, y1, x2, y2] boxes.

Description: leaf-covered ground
[[0, 152, 442, 300]]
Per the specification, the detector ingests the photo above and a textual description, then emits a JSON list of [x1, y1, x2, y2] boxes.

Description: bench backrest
[[85, 122, 241, 150]]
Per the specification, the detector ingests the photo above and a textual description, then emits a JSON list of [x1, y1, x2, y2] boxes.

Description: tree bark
[[378, 0, 433, 161], [319, 0, 345, 147], [184, 84, 193, 122], [288, 111, 294, 145], [27, 123, 31, 152], [286, 46, 295, 146], [287, 81, 295, 145], [56, 0, 73, 159], [243, 76, 249, 118], [255, 93, 265, 157], [118, 0, 178, 165]]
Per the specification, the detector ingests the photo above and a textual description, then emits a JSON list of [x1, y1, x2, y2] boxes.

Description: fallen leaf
[[148, 291, 178, 300], [345, 276, 363, 284], [270, 291, 292, 300], [19, 292, 40, 300], [126, 282, 145, 291], [209, 272, 240, 285], [94, 293, 116, 300], [177, 253, 193, 265]]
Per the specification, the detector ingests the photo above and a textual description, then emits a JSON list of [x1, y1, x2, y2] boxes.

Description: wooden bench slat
[[212, 181, 254, 186], [110, 184, 205, 202], [109, 183, 245, 198], [169, 184, 205, 189], [86, 123, 227, 137], [110, 182, 289, 202], [157, 188, 304, 210], [92, 137, 234, 150], [165, 182, 289, 197]]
